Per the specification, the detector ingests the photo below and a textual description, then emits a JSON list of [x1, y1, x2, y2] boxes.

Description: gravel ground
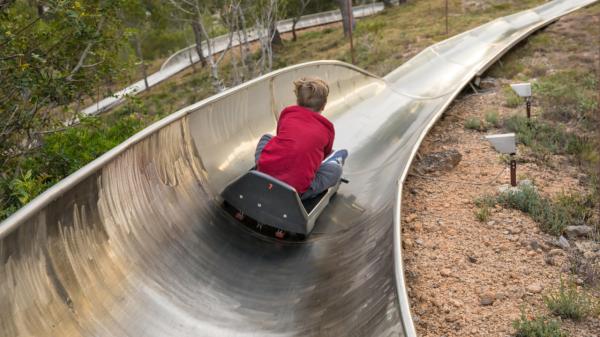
[[401, 5, 599, 337]]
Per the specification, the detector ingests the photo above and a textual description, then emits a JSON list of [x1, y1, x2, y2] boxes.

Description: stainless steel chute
[[1, 1, 595, 336]]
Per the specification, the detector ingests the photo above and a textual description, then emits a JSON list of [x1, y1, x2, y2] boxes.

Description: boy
[[254, 77, 348, 200]]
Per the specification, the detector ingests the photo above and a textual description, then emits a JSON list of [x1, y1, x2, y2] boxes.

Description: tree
[[335, 0, 355, 37], [0, 0, 131, 215], [168, 0, 235, 91], [290, 0, 311, 41]]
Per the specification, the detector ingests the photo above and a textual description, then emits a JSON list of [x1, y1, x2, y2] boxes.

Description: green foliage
[[474, 195, 495, 222], [485, 110, 501, 128], [504, 86, 523, 108], [545, 278, 596, 320], [512, 310, 567, 337], [464, 117, 487, 131], [504, 115, 597, 165], [495, 185, 596, 236], [0, 113, 146, 221], [534, 70, 598, 123]]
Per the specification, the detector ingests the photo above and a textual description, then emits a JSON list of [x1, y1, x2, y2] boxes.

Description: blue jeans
[[254, 134, 343, 200]]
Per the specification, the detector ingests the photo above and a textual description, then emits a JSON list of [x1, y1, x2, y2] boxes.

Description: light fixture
[[485, 133, 518, 186], [510, 82, 532, 119]]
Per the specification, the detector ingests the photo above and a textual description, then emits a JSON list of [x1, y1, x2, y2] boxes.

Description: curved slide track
[[0, 1, 595, 336]]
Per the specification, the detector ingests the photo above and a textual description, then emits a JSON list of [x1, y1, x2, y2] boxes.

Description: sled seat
[[221, 170, 338, 235]]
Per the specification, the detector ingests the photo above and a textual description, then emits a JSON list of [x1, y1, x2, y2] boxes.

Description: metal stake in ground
[[485, 133, 518, 187], [510, 154, 517, 187], [347, 0, 355, 64]]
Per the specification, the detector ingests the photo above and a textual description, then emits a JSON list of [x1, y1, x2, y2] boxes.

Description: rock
[[416, 149, 462, 173], [557, 236, 571, 249], [440, 268, 452, 277], [549, 249, 564, 256], [480, 292, 495, 306], [486, 220, 496, 226], [405, 213, 417, 223], [519, 179, 533, 187], [495, 292, 507, 301], [449, 299, 463, 308], [544, 255, 556, 266], [467, 254, 478, 263], [526, 283, 543, 294], [529, 240, 541, 251], [510, 227, 522, 234], [415, 239, 424, 246], [583, 251, 596, 260], [413, 222, 423, 231], [564, 225, 593, 238]]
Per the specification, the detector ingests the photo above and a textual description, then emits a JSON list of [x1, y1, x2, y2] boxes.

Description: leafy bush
[[0, 114, 146, 221], [504, 115, 597, 165], [535, 70, 598, 123], [485, 110, 502, 128], [465, 117, 487, 131], [513, 311, 567, 337], [495, 185, 596, 236], [474, 195, 495, 222], [545, 278, 596, 320], [504, 86, 523, 108]]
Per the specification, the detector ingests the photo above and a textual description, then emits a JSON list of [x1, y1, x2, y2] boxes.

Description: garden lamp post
[[485, 133, 517, 186], [510, 83, 532, 119]]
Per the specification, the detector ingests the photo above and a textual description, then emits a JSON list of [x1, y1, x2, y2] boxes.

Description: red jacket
[[257, 105, 334, 193]]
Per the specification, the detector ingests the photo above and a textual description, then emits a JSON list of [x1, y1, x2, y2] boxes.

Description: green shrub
[[504, 86, 523, 108], [535, 70, 598, 123], [465, 117, 487, 131], [504, 115, 596, 165], [545, 278, 596, 320], [513, 311, 567, 337], [474, 195, 496, 222], [485, 110, 501, 128]]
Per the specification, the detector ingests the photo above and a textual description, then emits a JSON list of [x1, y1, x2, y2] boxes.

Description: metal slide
[[0, 1, 595, 336]]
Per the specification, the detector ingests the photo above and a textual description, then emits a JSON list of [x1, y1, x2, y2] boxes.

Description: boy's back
[[257, 105, 334, 194]]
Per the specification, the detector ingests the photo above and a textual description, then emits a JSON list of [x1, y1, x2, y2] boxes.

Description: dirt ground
[[401, 5, 599, 337]]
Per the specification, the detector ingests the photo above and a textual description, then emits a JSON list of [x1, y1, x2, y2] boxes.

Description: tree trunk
[[191, 21, 207, 68], [269, 21, 282, 45], [134, 35, 149, 90], [336, 0, 354, 37], [291, 18, 298, 41], [383, 0, 394, 8]]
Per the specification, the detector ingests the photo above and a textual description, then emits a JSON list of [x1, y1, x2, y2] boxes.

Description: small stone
[[487, 220, 496, 226], [440, 268, 452, 277], [410, 188, 418, 195], [527, 250, 537, 257], [495, 292, 507, 301], [413, 222, 423, 231], [480, 292, 495, 306], [564, 225, 593, 238], [449, 299, 463, 308], [544, 255, 556, 266], [467, 255, 478, 263], [557, 236, 571, 249], [526, 283, 543, 294], [415, 239, 424, 246], [529, 240, 541, 251], [510, 227, 522, 234], [549, 249, 564, 256], [406, 213, 417, 223], [575, 278, 584, 286], [583, 251, 596, 259], [519, 179, 533, 187], [445, 314, 459, 322]]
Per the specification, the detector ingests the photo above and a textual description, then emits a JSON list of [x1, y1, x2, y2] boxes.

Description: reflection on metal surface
[[0, 1, 596, 336]]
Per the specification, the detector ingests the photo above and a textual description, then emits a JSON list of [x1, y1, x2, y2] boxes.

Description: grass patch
[[504, 115, 597, 165], [492, 184, 595, 236], [535, 70, 598, 124], [504, 86, 523, 108], [512, 311, 567, 337], [474, 195, 495, 222], [545, 278, 597, 320], [464, 117, 487, 131], [485, 110, 501, 128]]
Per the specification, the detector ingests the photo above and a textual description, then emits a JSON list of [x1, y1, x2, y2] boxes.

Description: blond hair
[[293, 77, 329, 112]]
